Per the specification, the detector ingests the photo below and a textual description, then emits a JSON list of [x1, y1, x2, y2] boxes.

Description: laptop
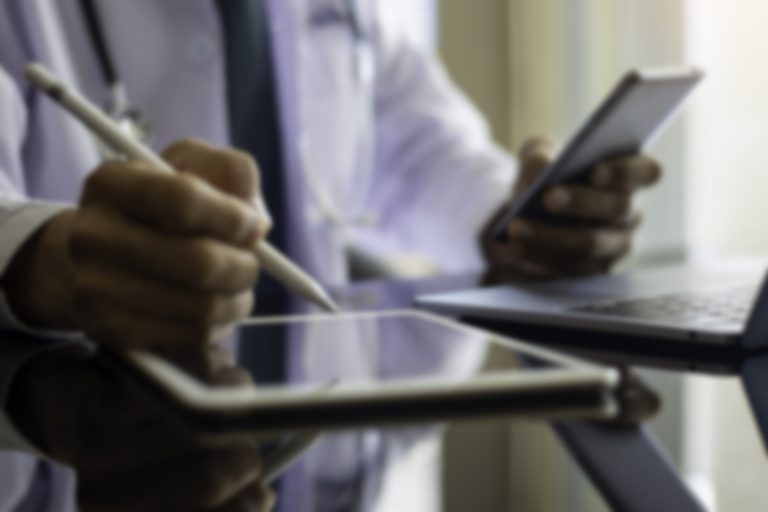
[[416, 264, 768, 371]]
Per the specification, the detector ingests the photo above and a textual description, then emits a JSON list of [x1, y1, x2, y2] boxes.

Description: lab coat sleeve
[[353, 17, 518, 275], [0, 66, 83, 454]]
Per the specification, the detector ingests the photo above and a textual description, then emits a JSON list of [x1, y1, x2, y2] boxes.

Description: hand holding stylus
[[25, 63, 338, 315], [9, 63, 339, 351]]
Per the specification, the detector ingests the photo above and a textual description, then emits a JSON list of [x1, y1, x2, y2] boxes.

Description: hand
[[482, 138, 661, 281], [1, 139, 269, 349], [7, 345, 275, 512]]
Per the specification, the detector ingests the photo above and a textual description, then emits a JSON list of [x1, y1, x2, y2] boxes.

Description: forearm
[[0, 209, 77, 330]]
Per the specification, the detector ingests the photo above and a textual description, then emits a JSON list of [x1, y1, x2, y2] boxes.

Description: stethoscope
[[309, 0, 374, 85], [81, 0, 376, 230], [79, 0, 150, 150], [304, 0, 377, 230]]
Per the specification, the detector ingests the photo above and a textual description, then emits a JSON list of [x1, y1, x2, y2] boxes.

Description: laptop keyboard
[[568, 286, 758, 326]]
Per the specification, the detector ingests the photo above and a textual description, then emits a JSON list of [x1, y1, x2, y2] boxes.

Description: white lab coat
[[0, 0, 515, 510]]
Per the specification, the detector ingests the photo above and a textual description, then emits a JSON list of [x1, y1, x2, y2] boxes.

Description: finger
[[519, 137, 559, 162], [542, 185, 633, 222], [162, 138, 260, 201], [484, 239, 569, 279], [517, 138, 559, 190], [210, 365, 255, 388], [78, 300, 232, 349], [483, 248, 558, 281], [74, 264, 254, 326], [151, 346, 254, 388], [507, 219, 635, 259], [590, 155, 662, 192], [168, 140, 274, 232], [79, 442, 263, 512], [71, 209, 260, 293], [151, 345, 239, 382], [207, 481, 276, 512], [484, 202, 640, 280], [493, 241, 617, 278], [83, 161, 266, 247]]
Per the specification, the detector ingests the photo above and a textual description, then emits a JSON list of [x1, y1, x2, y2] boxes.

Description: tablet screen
[[106, 311, 619, 436], [238, 310, 599, 391]]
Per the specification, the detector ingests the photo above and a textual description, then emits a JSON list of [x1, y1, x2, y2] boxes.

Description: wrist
[[0, 210, 78, 329]]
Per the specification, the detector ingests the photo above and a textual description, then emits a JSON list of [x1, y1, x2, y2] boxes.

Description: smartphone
[[492, 67, 704, 240]]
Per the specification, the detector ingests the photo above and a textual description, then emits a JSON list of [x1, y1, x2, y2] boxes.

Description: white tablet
[[101, 310, 620, 439]]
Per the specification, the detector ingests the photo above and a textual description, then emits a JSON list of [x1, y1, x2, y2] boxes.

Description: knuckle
[[186, 240, 223, 288], [231, 150, 257, 173], [82, 163, 118, 200], [226, 196, 256, 235], [167, 137, 205, 155], [166, 175, 204, 228], [225, 149, 260, 197]]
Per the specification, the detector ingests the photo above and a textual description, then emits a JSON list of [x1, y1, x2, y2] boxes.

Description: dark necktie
[[217, 0, 287, 385]]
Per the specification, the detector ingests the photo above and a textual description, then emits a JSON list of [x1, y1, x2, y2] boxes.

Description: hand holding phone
[[492, 67, 704, 239], [482, 67, 702, 281]]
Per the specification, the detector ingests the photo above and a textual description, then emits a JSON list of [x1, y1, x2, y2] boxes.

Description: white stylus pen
[[26, 63, 339, 313]]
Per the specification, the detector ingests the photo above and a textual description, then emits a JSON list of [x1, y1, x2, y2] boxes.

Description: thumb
[[515, 137, 560, 196]]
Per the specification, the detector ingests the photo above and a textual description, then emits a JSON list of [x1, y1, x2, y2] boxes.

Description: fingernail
[[592, 164, 612, 187], [507, 220, 533, 239], [545, 187, 571, 212]]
